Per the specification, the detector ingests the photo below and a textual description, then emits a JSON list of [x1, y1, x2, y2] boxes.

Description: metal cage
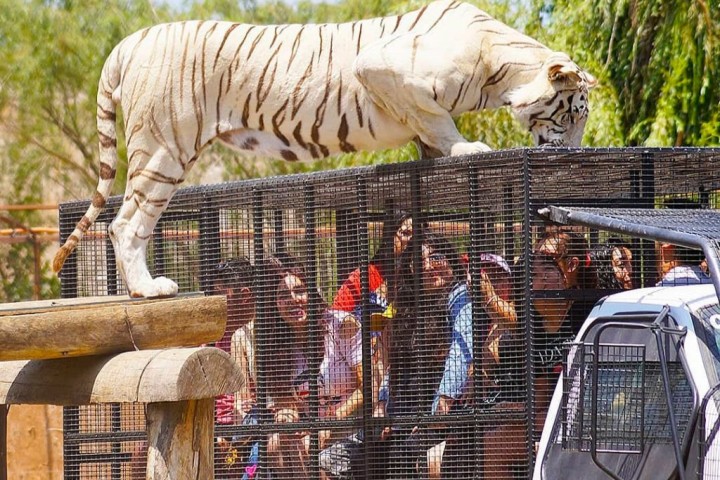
[[56, 147, 720, 479]]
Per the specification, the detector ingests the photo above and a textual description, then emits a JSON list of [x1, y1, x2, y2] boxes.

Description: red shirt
[[331, 264, 385, 312]]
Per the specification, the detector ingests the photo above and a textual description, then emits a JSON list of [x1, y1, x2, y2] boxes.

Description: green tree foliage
[[0, 0, 170, 300], [1, 0, 719, 300], [528, 0, 720, 146]]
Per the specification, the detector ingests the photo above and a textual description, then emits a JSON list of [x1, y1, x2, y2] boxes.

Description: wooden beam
[[0, 294, 226, 361], [0, 347, 243, 405], [146, 398, 214, 480]]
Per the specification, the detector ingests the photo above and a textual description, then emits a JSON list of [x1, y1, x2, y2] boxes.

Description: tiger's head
[[508, 53, 597, 148]]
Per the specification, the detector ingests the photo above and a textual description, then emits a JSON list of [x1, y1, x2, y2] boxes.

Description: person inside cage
[[590, 238, 634, 290], [656, 198, 713, 287], [426, 251, 523, 480], [383, 232, 467, 479], [212, 258, 257, 425], [319, 211, 414, 480], [531, 228, 595, 438], [257, 253, 326, 479], [211, 257, 258, 478]]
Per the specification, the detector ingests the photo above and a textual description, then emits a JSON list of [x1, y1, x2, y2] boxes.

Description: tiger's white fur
[[53, 0, 596, 298]]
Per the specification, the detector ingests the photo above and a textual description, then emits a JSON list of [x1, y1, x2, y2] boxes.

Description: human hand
[[319, 429, 331, 449], [274, 407, 300, 424], [435, 396, 452, 415]]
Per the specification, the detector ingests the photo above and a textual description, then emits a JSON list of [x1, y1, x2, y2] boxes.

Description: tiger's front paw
[[130, 276, 179, 298], [450, 141, 492, 156]]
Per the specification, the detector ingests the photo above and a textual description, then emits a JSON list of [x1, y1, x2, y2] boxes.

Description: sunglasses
[[428, 253, 448, 266]]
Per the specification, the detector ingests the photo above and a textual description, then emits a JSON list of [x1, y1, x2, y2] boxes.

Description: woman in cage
[[260, 253, 325, 479], [531, 229, 595, 438], [319, 211, 414, 479], [384, 231, 467, 479], [428, 252, 522, 480], [590, 238, 634, 290]]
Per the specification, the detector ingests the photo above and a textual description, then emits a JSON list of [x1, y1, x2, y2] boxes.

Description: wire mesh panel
[[559, 342, 695, 456], [56, 147, 720, 479]]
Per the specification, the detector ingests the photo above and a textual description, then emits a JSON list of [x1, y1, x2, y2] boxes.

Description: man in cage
[[211, 257, 259, 478], [425, 252, 523, 480], [656, 198, 713, 287], [129, 258, 258, 479]]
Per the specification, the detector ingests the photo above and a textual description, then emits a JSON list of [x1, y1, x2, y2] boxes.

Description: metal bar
[[63, 406, 81, 480], [523, 150, 537, 469], [651, 309, 687, 480], [356, 176, 374, 479], [0, 405, 6, 480], [303, 183, 321, 476], [252, 188, 270, 480], [468, 161, 485, 477]]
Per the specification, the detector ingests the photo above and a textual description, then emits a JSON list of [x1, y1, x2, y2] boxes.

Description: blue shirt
[[432, 283, 473, 414], [657, 265, 712, 287]]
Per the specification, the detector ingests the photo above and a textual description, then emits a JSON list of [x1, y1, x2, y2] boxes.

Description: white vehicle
[[535, 206, 720, 480], [534, 284, 720, 479]]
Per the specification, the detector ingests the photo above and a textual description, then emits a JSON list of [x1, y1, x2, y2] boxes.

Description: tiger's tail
[[53, 44, 123, 273]]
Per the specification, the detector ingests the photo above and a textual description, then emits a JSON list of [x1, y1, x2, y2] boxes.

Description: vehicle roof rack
[[538, 206, 720, 299]]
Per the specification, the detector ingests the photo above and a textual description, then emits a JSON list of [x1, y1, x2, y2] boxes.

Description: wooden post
[[0, 293, 236, 479], [0, 405, 6, 480], [146, 398, 214, 480]]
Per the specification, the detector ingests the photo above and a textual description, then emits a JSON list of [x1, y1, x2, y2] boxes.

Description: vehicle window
[[563, 343, 694, 452]]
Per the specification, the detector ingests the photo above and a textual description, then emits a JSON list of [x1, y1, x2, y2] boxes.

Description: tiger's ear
[[547, 62, 583, 84], [583, 71, 598, 90], [548, 61, 598, 90]]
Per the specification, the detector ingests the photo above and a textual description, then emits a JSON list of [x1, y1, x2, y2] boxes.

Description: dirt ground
[[6, 405, 63, 480]]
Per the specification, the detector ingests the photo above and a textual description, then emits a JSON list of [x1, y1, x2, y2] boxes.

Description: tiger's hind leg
[[354, 34, 492, 157], [109, 147, 184, 298]]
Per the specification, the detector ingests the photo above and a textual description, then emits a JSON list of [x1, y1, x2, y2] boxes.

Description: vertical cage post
[[199, 196, 221, 294], [636, 152, 657, 287], [0, 405, 6, 480], [356, 176, 375, 479], [58, 206, 80, 479], [105, 234, 118, 296], [468, 161, 485, 477], [303, 183, 321, 475], [523, 151, 537, 468], [63, 407, 80, 480], [252, 187, 270, 480]]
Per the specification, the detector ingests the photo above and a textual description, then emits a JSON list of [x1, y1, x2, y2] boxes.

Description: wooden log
[[0, 347, 243, 405], [0, 294, 227, 361], [146, 398, 215, 480]]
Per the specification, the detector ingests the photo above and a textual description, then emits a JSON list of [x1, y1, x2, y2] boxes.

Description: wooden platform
[[0, 292, 235, 479], [0, 293, 227, 361]]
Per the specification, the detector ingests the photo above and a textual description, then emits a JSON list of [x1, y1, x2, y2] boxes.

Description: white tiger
[[53, 0, 596, 298]]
